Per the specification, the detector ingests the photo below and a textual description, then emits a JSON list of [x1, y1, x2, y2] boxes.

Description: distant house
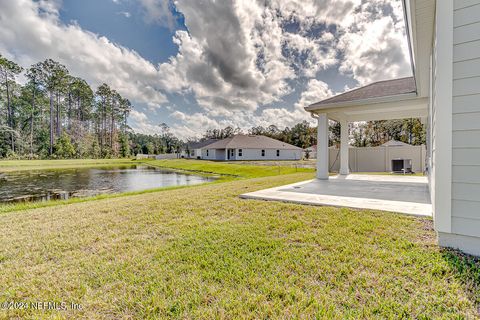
[[202, 134, 303, 161], [181, 139, 218, 159]]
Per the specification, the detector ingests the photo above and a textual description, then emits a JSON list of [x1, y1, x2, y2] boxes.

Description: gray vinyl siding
[[451, 0, 480, 237], [236, 148, 302, 161], [202, 148, 301, 161], [202, 149, 223, 160]]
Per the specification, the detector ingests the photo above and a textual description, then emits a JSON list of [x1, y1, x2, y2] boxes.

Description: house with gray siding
[[181, 139, 218, 159], [303, 0, 480, 256], [201, 134, 303, 161]]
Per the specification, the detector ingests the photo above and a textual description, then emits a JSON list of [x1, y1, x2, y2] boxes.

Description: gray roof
[[187, 139, 219, 149], [308, 77, 416, 108], [381, 139, 411, 147], [204, 134, 302, 150]]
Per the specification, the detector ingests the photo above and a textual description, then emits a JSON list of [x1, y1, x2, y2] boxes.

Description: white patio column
[[316, 113, 329, 180], [339, 118, 349, 175]]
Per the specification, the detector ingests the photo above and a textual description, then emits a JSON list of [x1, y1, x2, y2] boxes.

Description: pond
[[0, 165, 215, 203]]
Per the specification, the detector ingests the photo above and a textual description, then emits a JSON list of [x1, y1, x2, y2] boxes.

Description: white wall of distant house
[[235, 148, 302, 161], [180, 148, 203, 159], [202, 148, 302, 161], [202, 148, 226, 160]]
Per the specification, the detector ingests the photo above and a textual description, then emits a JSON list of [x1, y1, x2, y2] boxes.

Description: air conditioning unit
[[391, 159, 412, 174]]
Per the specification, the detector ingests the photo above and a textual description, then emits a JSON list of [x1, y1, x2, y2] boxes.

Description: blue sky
[[60, 0, 183, 64], [0, 0, 411, 139]]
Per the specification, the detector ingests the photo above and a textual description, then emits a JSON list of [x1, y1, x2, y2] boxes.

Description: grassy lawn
[[0, 164, 479, 318], [0, 159, 136, 172], [225, 159, 317, 168], [146, 159, 313, 179]]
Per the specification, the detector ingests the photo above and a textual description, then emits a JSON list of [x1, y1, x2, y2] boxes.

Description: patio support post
[[340, 118, 349, 175], [316, 113, 329, 180]]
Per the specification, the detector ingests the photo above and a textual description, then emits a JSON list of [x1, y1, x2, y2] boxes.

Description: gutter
[[402, 0, 418, 95]]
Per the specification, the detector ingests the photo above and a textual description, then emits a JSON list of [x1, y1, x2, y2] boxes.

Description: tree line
[[0, 54, 425, 159], [197, 119, 426, 150], [0, 54, 132, 159]]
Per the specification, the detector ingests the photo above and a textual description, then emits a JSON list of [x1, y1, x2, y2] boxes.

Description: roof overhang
[[306, 93, 428, 122], [403, 0, 435, 97]]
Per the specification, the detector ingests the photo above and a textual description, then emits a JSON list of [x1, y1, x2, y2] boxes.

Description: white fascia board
[[306, 92, 418, 112], [307, 96, 427, 122]]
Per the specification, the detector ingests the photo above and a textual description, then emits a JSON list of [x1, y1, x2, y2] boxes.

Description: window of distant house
[[238, 149, 243, 156], [230, 149, 234, 157], [276, 150, 280, 157], [261, 149, 265, 157], [206, 150, 209, 156], [191, 151, 194, 156]]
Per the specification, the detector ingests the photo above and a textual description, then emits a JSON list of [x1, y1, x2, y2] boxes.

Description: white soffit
[[408, 0, 436, 97]]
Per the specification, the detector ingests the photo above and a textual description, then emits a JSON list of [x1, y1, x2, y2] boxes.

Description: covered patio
[[307, 77, 428, 179], [241, 77, 432, 216]]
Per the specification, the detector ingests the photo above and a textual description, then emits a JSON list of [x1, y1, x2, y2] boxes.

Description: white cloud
[[283, 31, 338, 77], [117, 11, 131, 18], [294, 79, 333, 110], [0, 0, 411, 138], [157, 0, 296, 115], [138, 0, 177, 30], [156, 0, 409, 116], [337, 0, 411, 84], [253, 79, 334, 129], [142, 0, 409, 135], [0, 0, 167, 106], [129, 110, 164, 135]]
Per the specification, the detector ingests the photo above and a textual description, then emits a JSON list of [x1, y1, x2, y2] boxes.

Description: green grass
[[0, 158, 136, 172], [146, 159, 313, 179], [0, 172, 479, 319], [0, 159, 478, 318]]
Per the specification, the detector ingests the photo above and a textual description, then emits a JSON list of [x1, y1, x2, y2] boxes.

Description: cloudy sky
[[0, 0, 411, 139]]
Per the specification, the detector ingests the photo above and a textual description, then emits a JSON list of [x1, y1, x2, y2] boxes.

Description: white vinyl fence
[[136, 153, 179, 160], [328, 145, 426, 173]]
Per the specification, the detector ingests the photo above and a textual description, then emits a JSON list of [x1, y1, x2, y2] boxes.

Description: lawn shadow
[[441, 248, 480, 315]]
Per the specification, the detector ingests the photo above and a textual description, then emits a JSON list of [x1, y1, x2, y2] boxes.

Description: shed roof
[[307, 77, 416, 109], [204, 134, 302, 150]]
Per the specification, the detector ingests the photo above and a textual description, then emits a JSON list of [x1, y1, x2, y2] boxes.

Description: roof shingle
[[308, 77, 416, 108], [204, 134, 302, 150], [187, 139, 219, 149]]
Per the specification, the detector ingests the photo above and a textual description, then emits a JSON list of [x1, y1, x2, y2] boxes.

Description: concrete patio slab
[[240, 174, 432, 216]]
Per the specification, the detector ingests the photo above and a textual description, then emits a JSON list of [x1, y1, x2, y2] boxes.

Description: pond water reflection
[[0, 165, 215, 202]]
